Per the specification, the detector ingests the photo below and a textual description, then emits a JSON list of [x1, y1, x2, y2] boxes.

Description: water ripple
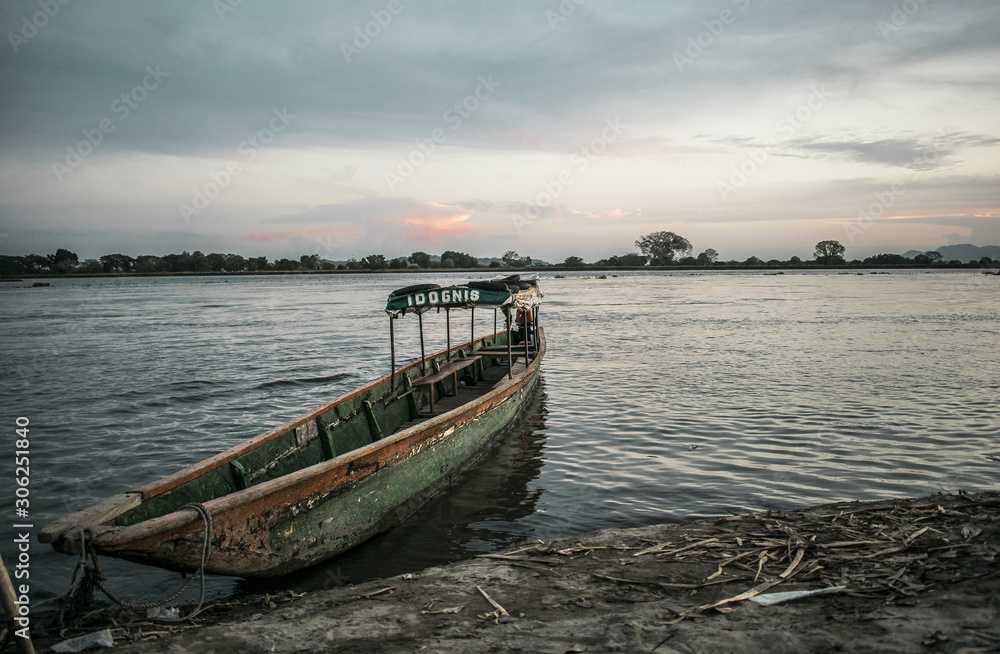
[[2, 271, 997, 602]]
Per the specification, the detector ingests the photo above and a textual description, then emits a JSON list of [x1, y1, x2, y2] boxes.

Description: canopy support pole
[[390, 315, 396, 392], [494, 309, 498, 345], [506, 309, 513, 379], [418, 311, 426, 375], [533, 307, 539, 353], [470, 306, 475, 350], [446, 307, 451, 359], [524, 309, 530, 363]]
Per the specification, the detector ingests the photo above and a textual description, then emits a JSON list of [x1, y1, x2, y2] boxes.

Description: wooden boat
[[39, 278, 544, 577]]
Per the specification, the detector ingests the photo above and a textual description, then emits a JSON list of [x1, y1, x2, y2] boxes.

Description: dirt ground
[[24, 491, 1000, 653]]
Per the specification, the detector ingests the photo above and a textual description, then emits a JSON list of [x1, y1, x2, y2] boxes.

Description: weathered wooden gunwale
[[42, 327, 545, 577]]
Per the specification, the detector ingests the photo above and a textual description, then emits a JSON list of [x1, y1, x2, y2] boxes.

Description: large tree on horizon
[[814, 240, 846, 264], [697, 248, 719, 266], [408, 251, 432, 268], [635, 231, 692, 265]]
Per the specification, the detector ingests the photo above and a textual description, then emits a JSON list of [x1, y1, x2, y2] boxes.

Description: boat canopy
[[385, 278, 543, 390], [385, 284, 542, 317]]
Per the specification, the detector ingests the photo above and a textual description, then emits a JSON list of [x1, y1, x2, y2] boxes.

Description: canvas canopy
[[384, 281, 542, 390], [385, 284, 542, 317], [386, 285, 511, 317]]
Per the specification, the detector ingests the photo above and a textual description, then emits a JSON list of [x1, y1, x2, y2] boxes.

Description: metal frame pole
[[470, 306, 475, 349], [390, 315, 396, 391], [532, 307, 539, 352], [523, 307, 530, 363], [506, 308, 513, 379], [418, 311, 426, 375], [446, 307, 451, 359]]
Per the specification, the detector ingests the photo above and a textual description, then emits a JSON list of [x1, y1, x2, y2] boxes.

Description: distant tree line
[[1, 249, 296, 275], [563, 233, 997, 269], [0, 248, 506, 275], [2, 236, 996, 277]]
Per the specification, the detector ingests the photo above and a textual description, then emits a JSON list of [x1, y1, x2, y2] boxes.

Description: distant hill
[[902, 244, 1000, 262], [477, 257, 552, 267], [322, 256, 553, 268]]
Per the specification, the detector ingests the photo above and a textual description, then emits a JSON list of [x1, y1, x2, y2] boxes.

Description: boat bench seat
[[412, 356, 482, 415], [492, 357, 527, 388]]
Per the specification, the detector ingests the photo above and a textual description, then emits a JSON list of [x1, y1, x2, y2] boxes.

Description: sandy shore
[[31, 491, 999, 653]]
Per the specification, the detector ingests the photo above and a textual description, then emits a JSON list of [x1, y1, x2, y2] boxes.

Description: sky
[[1, 0, 998, 263]]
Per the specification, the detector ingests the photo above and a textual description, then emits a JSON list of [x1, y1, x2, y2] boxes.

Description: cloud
[[786, 136, 944, 169], [780, 132, 1000, 170], [2, 1, 999, 261], [244, 225, 363, 243], [264, 197, 426, 226], [395, 205, 472, 243], [249, 197, 475, 248]]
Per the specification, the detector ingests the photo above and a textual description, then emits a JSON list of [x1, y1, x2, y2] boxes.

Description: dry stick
[[699, 578, 786, 612], [750, 539, 791, 548], [479, 554, 561, 566], [753, 550, 773, 582], [649, 538, 722, 559], [886, 567, 908, 585], [926, 543, 975, 552], [821, 502, 943, 520], [421, 605, 464, 615], [500, 543, 546, 557], [779, 549, 805, 579], [952, 499, 1000, 509], [860, 543, 914, 560], [486, 560, 562, 576], [905, 526, 931, 544], [707, 549, 767, 580], [632, 542, 676, 558], [593, 574, 740, 590], [476, 586, 508, 616], [661, 609, 706, 626], [701, 548, 821, 612], [818, 540, 892, 549], [555, 545, 638, 556], [358, 587, 395, 599]]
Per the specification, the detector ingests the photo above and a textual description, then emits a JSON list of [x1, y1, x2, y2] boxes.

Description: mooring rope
[[67, 502, 214, 623]]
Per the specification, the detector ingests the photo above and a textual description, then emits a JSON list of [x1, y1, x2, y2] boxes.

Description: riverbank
[[4, 262, 999, 282], [33, 490, 999, 653]]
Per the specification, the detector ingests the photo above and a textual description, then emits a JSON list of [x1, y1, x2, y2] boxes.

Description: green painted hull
[[41, 328, 545, 577], [270, 366, 541, 574]]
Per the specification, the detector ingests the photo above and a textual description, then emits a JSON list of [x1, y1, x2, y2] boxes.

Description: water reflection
[[4, 271, 997, 604], [237, 382, 549, 596]]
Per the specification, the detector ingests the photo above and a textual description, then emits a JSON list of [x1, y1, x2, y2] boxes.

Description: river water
[[1, 270, 997, 603]]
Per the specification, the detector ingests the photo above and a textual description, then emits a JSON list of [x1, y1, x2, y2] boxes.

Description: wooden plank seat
[[492, 358, 527, 388], [478, 345, 536, 361], [477, 344, 534, 353], [412, 356, 482, 416]]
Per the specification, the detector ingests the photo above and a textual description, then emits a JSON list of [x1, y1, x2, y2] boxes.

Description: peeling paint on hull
[[42, 329, 545, 577]]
